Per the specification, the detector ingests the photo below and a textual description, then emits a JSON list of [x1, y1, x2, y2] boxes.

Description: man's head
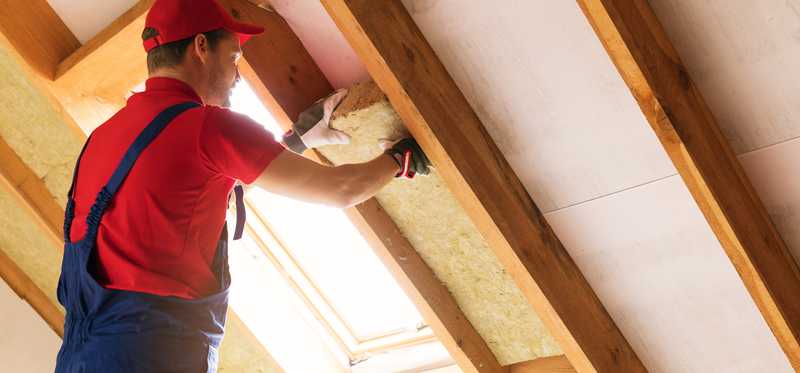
[[142, 0, 263, 106]]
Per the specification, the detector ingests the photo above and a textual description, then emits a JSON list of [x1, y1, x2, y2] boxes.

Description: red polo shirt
[[69, 77, 284, 299]]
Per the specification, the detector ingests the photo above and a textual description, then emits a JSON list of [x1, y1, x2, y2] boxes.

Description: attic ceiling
[[0, 0, 798, 372]]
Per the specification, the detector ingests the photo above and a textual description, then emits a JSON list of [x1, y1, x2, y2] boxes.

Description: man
[[55, 0, 430, 372]]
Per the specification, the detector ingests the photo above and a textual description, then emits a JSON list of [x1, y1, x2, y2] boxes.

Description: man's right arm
[[252, 149, 400, 209]]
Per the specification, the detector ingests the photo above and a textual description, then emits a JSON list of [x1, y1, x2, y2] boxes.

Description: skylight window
[[228, 80, 459, 372]]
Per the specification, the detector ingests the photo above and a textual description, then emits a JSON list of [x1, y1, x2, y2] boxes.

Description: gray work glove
[[283, 89, 350, 153], [383, 138, 431, 179]]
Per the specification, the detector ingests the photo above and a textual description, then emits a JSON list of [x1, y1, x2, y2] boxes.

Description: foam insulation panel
[[0, 40, 282, 373], [322, 81, 561, 364]]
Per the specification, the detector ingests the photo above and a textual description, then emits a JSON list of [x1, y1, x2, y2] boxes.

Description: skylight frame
[[244, 199, 438, 361]]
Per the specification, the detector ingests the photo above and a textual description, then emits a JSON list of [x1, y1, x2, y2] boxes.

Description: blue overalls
[[56, 102, 246, 373]]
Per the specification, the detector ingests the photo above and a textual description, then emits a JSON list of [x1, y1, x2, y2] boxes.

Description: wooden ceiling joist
[[320, 1, 646, 372], [510, 356, 576, 373], [0, 137, 63, 243], [0, 0, 80, 79], [50, 0, 153, 132], [576, 0, 800, 369], [220, 1, 504, 371]]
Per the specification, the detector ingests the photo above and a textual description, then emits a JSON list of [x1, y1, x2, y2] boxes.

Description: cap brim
[[225, 20, 264, 45]]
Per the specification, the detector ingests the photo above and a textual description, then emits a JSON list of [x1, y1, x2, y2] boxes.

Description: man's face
[[205, 33, 242, 107]]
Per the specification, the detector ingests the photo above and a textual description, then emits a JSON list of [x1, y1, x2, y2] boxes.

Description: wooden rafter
[[220, 0, 505, 371], [0, 137, 66, 337], [576, 0, 800, 369], [0, 137, 63, 243], [320, 1, 646, 372], [50, 0, 153, 132], [510, 356, 576, 373], [0, 0, 80, 78]]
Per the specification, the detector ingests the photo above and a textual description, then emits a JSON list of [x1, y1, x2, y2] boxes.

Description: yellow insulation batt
[[322, 81, 561, 364]]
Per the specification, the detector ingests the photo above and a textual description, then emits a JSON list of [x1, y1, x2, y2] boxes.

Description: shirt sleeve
[[198, 106, 285, 184]]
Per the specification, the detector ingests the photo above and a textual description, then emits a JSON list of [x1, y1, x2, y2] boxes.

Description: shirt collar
[[144, 77, 203, 104]]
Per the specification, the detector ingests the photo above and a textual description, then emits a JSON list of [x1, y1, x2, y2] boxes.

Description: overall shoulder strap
[[81, 102, 200, 241]]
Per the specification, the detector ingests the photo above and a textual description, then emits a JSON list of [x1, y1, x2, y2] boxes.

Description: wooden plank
[[510, 356, 576, 373], [0, 137, 64, 242], [50, 0, 153, 132], [55, 0, 152, 81], [219, 0, 332, 123], [229, 2, 505, 371], [0, 0, 80, 79], [575, 0, 800, 369], [320, 1, 645, 372], [0, 244, 64, 338], [344, 200, 506, 372]]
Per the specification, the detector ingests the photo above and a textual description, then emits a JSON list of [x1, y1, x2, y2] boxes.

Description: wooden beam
[[0, 244, 64, 337], [0, 137, 64, 243], [50, 0, 153, 132], [576, 0, 800, 369], [219, 0, 332, 124], [0, 0, 80, 79], [227, 2, 505, 371], [320, 1, 645, 372], [344, 200, 506, 372], [510, 356, 576, 373]]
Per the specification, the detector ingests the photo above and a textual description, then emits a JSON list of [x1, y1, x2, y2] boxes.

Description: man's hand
[[384, 138, 432, 179], [283, 89, 350, 153]]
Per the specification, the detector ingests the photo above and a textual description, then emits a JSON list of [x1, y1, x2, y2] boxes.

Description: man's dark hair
[[142, 28, 231, 73]]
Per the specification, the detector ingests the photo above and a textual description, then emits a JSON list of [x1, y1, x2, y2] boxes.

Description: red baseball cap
[[143, 0, 264, 52]]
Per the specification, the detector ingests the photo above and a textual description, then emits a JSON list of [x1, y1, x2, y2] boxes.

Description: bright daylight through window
[[226, 80, 458, 372]]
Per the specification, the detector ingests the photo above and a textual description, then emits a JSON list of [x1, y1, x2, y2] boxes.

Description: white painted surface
[[546, 176, 792, 373], [650, 0, 800, 154], [270, 0, 370, 89], [0, 279, 61, 373], [401, 0, 677, 212], [46, 0, 139, 43]]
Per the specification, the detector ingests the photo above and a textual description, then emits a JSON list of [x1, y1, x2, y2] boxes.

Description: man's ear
[[192, 34, 211, 64]]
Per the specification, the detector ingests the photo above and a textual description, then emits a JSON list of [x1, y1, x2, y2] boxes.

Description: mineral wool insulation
[[324, 81, 561, 364]]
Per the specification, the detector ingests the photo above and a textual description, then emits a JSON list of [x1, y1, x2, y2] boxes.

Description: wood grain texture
[[219, 0, 332, 123], [235, 5, 504, 370], [576, 0, 800, 369], [648, 0, 800, 154], [0, 137, 64, 242], [345, 200, 506, 372], [0, 0, 80, 78], [510, 356, 576, 373], [51, 0, 152, 133], [320, 1, 644, 372]]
